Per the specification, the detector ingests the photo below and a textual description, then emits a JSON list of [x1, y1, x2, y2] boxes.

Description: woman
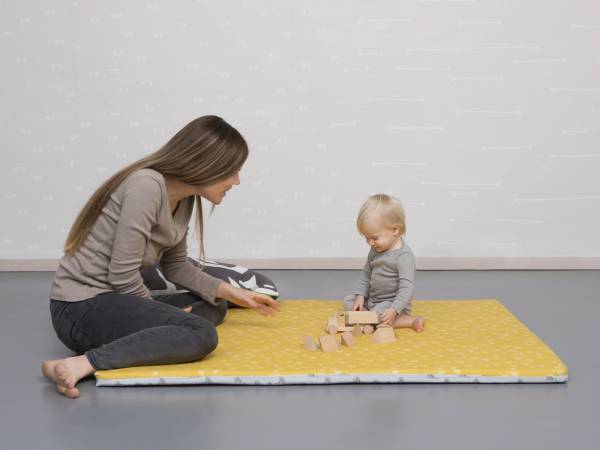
[[42, 116, 280, 398]]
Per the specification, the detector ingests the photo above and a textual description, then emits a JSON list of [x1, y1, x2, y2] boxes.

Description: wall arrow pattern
[[1, 1, 598, 260]]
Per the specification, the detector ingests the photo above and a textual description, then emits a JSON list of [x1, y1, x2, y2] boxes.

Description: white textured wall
[[1, 0, 599, 262]]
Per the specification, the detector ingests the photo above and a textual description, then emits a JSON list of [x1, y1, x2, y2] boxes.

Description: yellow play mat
[[95, 299, 568, 386]]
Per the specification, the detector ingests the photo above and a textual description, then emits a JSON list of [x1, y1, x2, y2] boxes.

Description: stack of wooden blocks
[[302, 310, 396, 352]]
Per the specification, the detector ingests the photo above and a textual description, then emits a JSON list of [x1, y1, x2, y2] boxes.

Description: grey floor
[[1, 270, 599, 450]]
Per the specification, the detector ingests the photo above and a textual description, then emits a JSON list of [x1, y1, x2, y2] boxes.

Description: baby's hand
[[379, 308, 397, 326], [352, 295, 365, 311]]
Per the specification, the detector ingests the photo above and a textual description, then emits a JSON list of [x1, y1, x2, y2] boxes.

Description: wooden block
[[336, 310, 346, 328], [319, 335, 339, 352], [345, 311, 379, 325], [371, 327, 396, 344], [351, 324, 362, 338], [302, 336, 317, 351], [341, 332, 355, 347], [326, 317, 338, 334], [362, 325, 374, 335]]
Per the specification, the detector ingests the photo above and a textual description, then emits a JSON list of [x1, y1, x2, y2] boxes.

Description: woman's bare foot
[[41, 355, 95, 399], [392, 314, 426, 332]]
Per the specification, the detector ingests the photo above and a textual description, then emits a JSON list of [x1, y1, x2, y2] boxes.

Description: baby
[[344, 194, 425, 332]]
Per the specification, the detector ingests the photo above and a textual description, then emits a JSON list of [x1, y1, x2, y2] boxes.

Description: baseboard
[[1, 257, 600, 271]]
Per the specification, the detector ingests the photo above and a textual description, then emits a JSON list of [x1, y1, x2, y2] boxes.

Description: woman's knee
[[203, 324, 219, 353], [190, 299, 228, 326], [213, 300, 228, 325], [184, 320, 219, 358]]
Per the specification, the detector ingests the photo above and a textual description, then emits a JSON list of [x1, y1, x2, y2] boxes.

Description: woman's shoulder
[[110, 169, 166, 213], [118, 168, 165, 194], [126, 168, 164, 185]]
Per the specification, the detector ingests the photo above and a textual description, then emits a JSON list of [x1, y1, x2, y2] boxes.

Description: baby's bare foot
[[412, 316, 425, 333], [41, 355, 94, 399]]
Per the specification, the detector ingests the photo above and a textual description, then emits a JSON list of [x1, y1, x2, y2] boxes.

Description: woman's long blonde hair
[[64, 115, 248, 258]]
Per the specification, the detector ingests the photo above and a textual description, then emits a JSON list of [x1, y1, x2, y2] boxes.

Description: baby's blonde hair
[[356, 193, 406, 235]]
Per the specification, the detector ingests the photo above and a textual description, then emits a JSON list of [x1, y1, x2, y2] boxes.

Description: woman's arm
[[216, 282, 280, 316], [159, 230, 222, 304], [160, 232, 279, 314]]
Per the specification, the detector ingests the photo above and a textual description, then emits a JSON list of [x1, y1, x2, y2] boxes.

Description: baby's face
[[360, 218, 400, 253]]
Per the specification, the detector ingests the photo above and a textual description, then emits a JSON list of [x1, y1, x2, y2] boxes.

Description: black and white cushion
[[141, 258, 279, 299]]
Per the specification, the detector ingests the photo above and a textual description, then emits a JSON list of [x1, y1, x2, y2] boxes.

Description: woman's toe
[[65, 387, 80, 399]]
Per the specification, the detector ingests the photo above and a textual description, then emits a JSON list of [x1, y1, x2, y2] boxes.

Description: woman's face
[[197, 170, 241, 205]]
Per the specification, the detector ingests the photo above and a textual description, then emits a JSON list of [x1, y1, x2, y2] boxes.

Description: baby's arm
[[352, 295, 366, 311], [391, 252, 416, 314], [354, 249, 374, 300]]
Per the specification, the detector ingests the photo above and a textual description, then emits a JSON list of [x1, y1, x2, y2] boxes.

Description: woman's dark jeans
[[49, 292, 227, 370]]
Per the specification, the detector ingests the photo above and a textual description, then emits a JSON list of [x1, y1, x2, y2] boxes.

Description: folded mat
[[96, 299, 568, 385]]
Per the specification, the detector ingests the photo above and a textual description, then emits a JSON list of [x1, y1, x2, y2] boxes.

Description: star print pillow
[[141, 258, 279, 299]]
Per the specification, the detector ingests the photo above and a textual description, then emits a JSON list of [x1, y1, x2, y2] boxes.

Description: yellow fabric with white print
[[95, 299, 567, 382]]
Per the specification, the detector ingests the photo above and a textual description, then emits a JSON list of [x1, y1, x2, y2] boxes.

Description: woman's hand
[[379, 308, 397, 326], [218, 283, 280, 316], [352, 295, 365, 311]]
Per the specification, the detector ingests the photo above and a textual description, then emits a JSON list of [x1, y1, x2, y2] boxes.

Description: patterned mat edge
[[96, 373, 568, 386]]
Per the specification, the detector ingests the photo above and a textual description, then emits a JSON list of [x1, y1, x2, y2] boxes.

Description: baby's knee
[[371, 302, 390, 316]]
